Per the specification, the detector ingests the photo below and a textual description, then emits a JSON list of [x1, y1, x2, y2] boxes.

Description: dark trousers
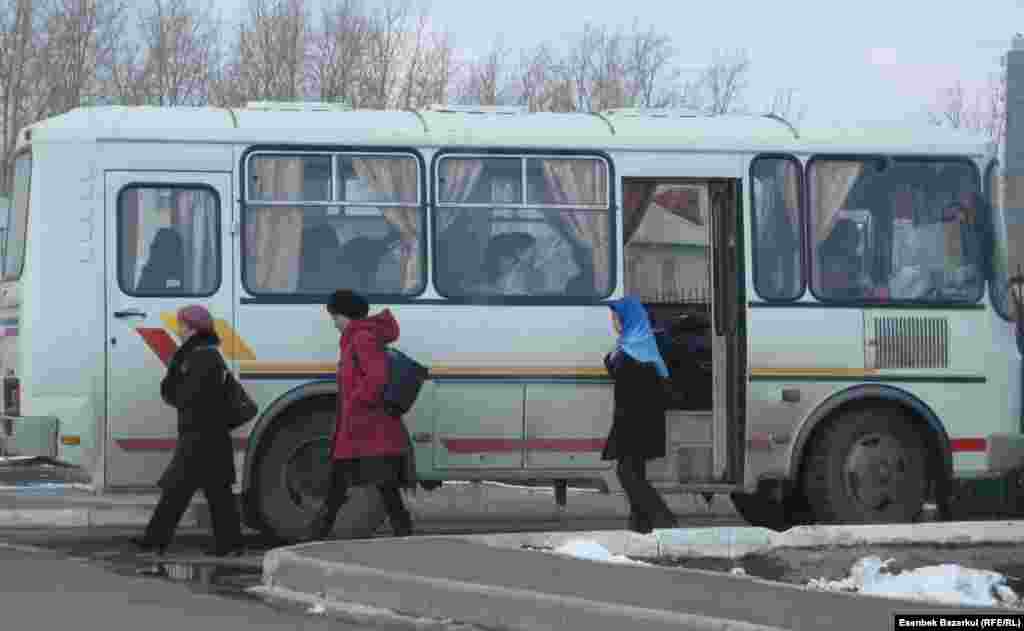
[[143, 478, 242, 550], [616, 455, 677, 530], [319, 460, 411, 535]]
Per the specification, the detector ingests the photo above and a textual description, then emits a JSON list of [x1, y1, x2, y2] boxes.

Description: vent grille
[[870, 316, 949, 369]]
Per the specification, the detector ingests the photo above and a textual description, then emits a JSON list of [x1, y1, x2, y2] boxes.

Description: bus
[[2, 63, 1022, 541]]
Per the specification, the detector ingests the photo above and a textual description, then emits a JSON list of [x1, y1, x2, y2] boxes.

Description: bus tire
[[252, 404, 387, 543], [802, 404, 929, 524]]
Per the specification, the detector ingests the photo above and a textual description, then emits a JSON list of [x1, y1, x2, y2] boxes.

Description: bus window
[[118, 186, 220, 296], [808, 157, 984, 304], [243, 153, 424, 296], [750, 156, 803, 300], [4, 154, 31, 281], [434, 156, 611, 299]]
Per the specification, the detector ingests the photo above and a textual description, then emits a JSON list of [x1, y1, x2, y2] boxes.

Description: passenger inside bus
[[136, 228, 185, 293], [817, 218, 873, 299], [471, 232, 543, 295], [297, 224, 342, 293], [337, 236, 392, 294]]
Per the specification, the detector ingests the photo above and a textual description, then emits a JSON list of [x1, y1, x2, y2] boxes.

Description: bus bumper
[[0, 415, 59, 459]]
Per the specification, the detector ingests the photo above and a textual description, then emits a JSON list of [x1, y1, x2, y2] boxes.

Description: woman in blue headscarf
[[601, 296, 678, 534]]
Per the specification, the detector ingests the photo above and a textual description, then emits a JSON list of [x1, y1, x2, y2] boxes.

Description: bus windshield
[[4, 154, 30, 281]]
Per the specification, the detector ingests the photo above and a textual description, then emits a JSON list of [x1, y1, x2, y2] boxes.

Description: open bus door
[[622, 177, 747, 488]]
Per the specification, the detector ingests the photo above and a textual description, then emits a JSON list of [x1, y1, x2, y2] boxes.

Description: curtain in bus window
[[248, 158, 304, 291], [812, 161, 863, 243], [539, 159, 611, 294], [175, 190, 217, 293], [436, 159, 485, 294], [120, 189, 141, 290], [622, 181, 657, 244], [810, 161, 863, 292], [350, 157, 420, 291]]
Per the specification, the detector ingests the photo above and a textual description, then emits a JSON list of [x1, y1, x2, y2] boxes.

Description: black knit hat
[[326, 289, 369, 319]]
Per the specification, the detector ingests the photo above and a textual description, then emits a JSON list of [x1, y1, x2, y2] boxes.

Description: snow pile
[[552, 539, 650, 566], [807, 556, 1021, 609]]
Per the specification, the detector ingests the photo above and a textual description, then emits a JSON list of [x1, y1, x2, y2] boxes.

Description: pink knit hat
[[177, 305, 215, 334]]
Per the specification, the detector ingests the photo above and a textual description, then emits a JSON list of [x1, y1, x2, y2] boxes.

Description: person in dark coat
[[131, 305, 243, 556], [602, 296, 679, 534], [309, 289, 414, 540]]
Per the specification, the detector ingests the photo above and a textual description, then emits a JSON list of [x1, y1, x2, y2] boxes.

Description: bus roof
[[16, 104, 993, 158]]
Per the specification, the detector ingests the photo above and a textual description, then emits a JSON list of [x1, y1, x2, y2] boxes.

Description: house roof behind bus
[[19, 105, 992, 158]]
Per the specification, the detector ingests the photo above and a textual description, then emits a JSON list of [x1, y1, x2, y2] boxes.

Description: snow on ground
[[807, 556, 1021, 609], [548, 538, 1022, 609], [552, 539, 651, 566]]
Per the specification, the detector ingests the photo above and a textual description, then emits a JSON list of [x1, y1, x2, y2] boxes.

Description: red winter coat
[[332, 309, 409, 460]]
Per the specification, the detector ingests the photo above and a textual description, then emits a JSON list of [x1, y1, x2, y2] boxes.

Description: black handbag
[[222, 368, 258, 430]]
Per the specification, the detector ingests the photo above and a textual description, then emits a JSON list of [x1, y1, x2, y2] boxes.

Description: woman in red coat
[[310, 290, 413, 539]]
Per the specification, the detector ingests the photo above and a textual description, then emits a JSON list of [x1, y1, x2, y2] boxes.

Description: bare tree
[[458, 36, 515, 106], [767, 87, 808, 128], [398, 18, 458, 109], [927, 73, 1008, 154], [362, 2, 411, 109], [309, 0, 370, 106], [223, 0, 309, 104], [31, 0, 129, 117], [695, 48, 751, 115], [0, 0, 37, 191], [513, 42, 575, 112], [624, 19, 678, 108], [127, 0, 222, 106]]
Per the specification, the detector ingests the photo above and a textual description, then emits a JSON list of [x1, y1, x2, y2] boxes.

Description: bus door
[[620, 175, 746, 485], [104, 172, 233, 489]]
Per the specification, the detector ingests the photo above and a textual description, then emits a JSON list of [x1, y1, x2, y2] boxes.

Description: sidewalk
[[0, 480, 737, 529], [261, 532, 983, 631]]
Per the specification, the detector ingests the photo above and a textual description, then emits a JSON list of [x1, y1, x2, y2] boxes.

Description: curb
[[468, 520, 1024, 560], [263, 547, 789, 631]]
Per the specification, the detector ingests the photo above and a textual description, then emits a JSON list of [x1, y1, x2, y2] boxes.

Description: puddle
[[114, 559, 264, 602]]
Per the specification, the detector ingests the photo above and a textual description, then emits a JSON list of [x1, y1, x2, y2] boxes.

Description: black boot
[[391, 509, 413, 537], [627, 513, 653, 534]]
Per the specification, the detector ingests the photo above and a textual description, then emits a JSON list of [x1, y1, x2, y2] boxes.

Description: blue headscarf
[[608, 296, 669, 378]]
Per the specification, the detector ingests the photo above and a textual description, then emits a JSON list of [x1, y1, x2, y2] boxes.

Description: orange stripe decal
[[135, 328, 179, 366]]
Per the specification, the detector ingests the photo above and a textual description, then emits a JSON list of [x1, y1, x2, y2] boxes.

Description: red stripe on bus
[[116, 438, 248, 451], [442, 438, 605, 454], [951, 438, 986, 452], [135, 328, 179, 366]]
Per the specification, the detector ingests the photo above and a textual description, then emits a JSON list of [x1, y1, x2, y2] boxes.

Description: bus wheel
[[253, 404, 387, 543], [802, 405, 929, 524]]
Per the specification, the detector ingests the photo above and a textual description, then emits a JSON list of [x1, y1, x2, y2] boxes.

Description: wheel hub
[[843, 433, 908, 511]]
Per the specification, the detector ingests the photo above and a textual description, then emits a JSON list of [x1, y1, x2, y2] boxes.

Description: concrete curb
[[468, 520, 1024, 560], [262, 547, 788, 631]]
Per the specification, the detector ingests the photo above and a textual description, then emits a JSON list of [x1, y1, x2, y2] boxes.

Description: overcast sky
[[212, 0, 1021, 131]]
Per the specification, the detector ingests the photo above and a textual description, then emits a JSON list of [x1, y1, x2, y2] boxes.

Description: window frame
[[987, 158, 1013, 320], [239, 145, 428, 303], [805, 153, 984, 307], [4, 151, 32, 282], [430, 148, 617, 305], [749, 153, 806, 302], [116, 183, 223, 298]]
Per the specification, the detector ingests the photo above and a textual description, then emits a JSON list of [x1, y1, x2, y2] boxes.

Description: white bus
[[3, 58, 1023, 540]]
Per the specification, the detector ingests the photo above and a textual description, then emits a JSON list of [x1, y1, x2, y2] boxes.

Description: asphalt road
[[0, 513, 743, 630]]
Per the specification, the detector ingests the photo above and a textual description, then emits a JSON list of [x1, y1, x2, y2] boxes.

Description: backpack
[[352, 345, 429, 416]]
